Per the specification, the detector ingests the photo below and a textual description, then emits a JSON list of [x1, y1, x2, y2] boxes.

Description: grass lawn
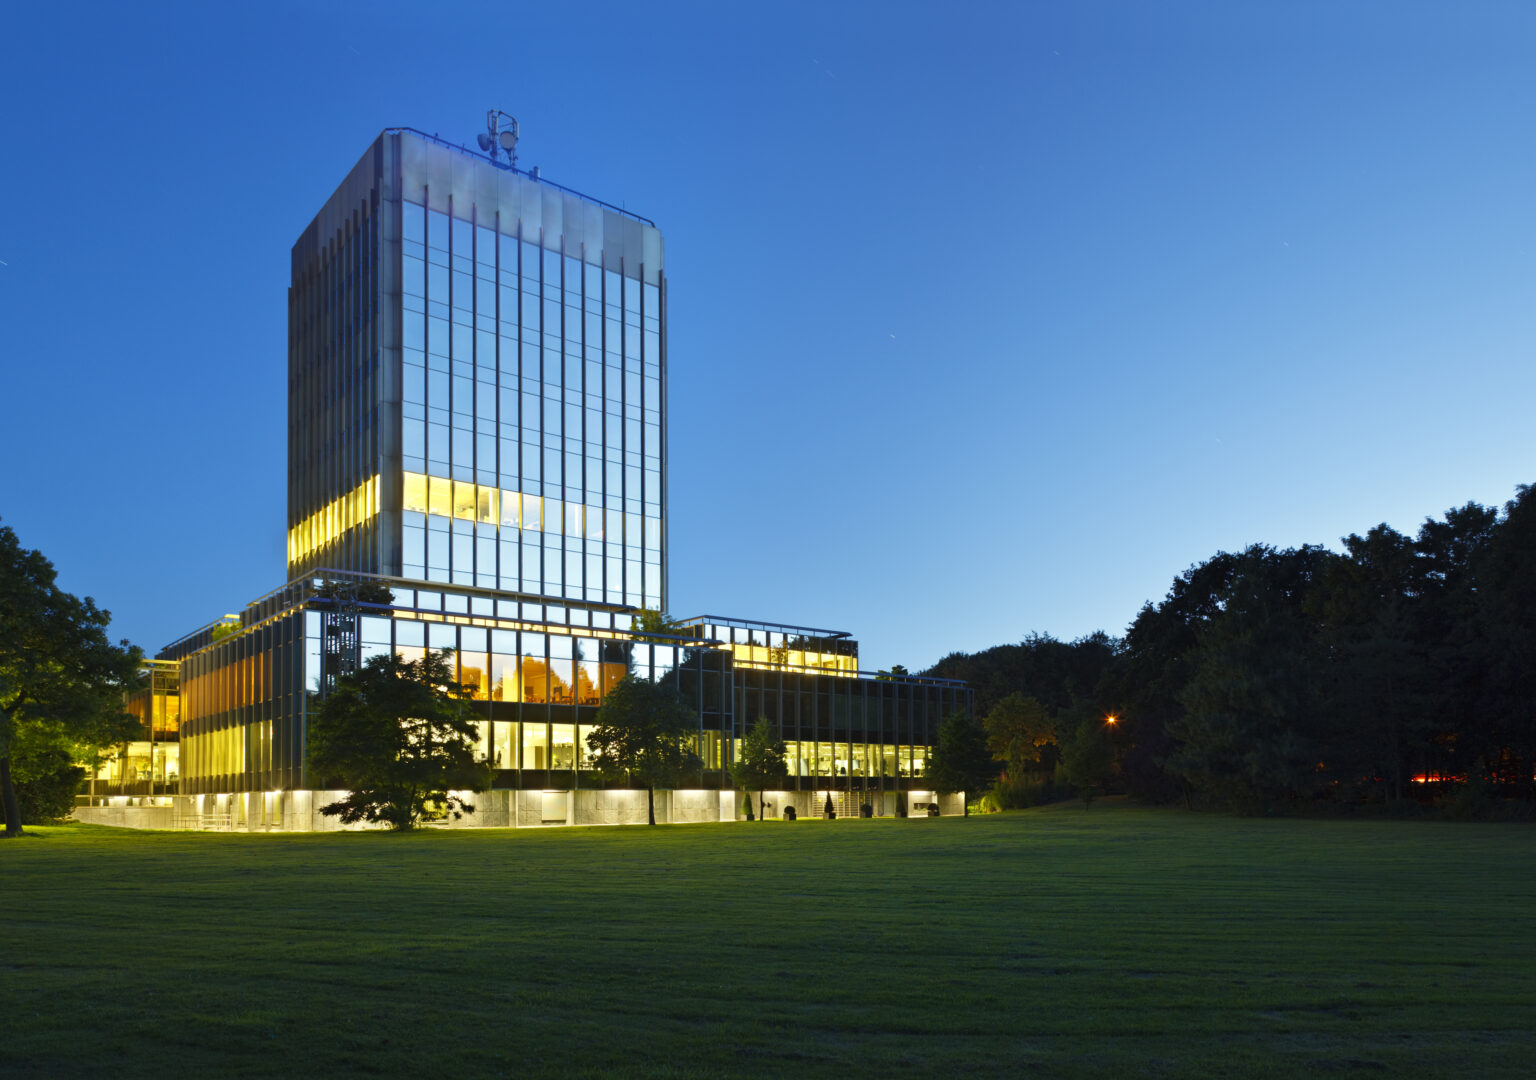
[[3, 800, 1533, 1078]]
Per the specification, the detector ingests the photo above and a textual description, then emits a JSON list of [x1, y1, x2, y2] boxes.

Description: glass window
[[520, 632, 548, 705], [427, 210, 450, 251], [403, 310, 426, 352], [451, 216, 472, 256], [428, 476, 452, 518], [476, 484, 498, 525], [427, 261, 449, 302], [403, 417, 425, 461], [403, 201, 426, 244], [460, 649, 489, 701], [522, 721, 548, 768], [402, 521, 425, 570], [521, 493, 542, 532], [403, 363, 426, 406], [428, 622, 456, 654], [452, 480, 477, 521], [551, 723, 575, 769], [544, 537, 563, 590], [491, 721, 516, 768], [452, 322, 473, 363], [548, 638, 574, 704], [403, 254, 425, 298], [403, 472, 427, 513]]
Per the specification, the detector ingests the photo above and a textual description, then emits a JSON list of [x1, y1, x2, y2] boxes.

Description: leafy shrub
[[1, 754, 86, 826], [982, 774, 1069, 811]]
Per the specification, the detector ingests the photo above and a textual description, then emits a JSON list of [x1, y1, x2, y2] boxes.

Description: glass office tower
[[91, 127, 971, 830], [285, 130, 666, 612]]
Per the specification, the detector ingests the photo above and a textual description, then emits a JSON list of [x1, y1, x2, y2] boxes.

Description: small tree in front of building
[[927, 711, 996, 816], [306, 650, 488, 830], [729, 716, 786, 821], [585, 674, 702, 826]]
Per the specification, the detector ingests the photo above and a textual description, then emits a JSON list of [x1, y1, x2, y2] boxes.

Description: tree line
[[925, 484, 1536, 816]]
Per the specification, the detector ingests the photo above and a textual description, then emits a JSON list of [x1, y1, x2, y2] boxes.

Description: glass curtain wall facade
[[92, 660, 181, 796], [164, 572, 967, 800], [286, 130, 666, 613]]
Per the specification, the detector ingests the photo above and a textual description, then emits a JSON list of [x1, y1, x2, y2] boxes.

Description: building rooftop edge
[[384, 127, 657, 228]]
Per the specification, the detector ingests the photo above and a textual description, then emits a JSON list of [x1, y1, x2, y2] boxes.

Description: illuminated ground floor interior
[[75, 787, 968, 831], [81, 570, 971, 831]]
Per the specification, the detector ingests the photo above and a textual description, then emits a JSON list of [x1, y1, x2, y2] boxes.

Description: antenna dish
[[479, 108, 520, 167]]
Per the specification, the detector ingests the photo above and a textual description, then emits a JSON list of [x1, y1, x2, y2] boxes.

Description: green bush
[[983, 774, 1068, 811], [1, 756, 86, 826]]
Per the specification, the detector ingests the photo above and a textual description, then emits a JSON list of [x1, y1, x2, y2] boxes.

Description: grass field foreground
[[3, 801, 1534, 1077]]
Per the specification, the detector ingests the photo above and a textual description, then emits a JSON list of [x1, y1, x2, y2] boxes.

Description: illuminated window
[[551, 724, 575, 769], [523, 723, 548, 768], [453, 480, 477, 521], [429, 476, 452, 518], [477, 485, 498, 525], [403, 472, 427, 513], [491, 722, 516, 769], [287, 475, 380, 566]]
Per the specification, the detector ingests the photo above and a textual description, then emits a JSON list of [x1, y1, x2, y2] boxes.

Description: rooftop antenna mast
[[476, 109, 519, 167]]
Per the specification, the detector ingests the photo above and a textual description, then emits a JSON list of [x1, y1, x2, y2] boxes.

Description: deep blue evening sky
[[2, 1, 1533, 671]]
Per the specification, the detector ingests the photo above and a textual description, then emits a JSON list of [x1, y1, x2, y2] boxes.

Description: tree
[[1475, 485, 1536, 798], [730, 716, 786, 821], [0, 524, 142, 836], [1166, 546, 1331, 811], [585, 674, 703, 825], [926, 712, 995, 815], [306, 650, 488, 830], [983, 693, 1056, 780], [1059, 720, 1115, 807], [922, 632, 1119, 719]]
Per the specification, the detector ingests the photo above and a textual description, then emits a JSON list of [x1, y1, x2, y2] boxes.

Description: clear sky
[[2, 1, 1533, 672]]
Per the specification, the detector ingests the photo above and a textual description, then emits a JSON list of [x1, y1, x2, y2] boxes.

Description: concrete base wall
[[73, 804, 176, 830]]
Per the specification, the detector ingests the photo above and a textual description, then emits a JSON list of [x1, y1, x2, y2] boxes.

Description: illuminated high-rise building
[[85, 124, 971, 830]]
